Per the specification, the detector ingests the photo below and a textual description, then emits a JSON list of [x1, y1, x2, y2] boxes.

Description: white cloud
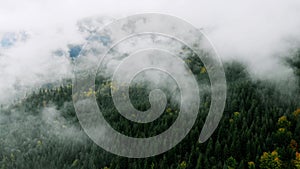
[[0, 0, 299, 103]]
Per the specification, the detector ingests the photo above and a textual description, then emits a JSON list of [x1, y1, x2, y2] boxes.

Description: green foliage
[[259, 151, 282, 169], [248, 161, 255, 169], [178, 161, 187, 169], [225, 157, 237, 169], [0, 53, 299, 169]]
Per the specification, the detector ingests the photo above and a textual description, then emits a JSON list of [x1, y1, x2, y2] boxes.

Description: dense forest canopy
[[0, 49, 299, 169]]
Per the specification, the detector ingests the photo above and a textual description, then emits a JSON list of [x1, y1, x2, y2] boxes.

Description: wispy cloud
[[0, 0, 299, 103]]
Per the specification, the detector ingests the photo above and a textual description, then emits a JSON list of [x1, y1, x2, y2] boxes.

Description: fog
[[0, 0, 300, 103]]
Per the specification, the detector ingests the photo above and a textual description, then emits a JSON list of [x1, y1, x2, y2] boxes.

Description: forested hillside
[[0, 51, 299, 169]]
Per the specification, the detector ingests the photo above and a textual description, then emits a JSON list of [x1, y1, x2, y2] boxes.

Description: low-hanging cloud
[[0, 0, 300, 103]]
